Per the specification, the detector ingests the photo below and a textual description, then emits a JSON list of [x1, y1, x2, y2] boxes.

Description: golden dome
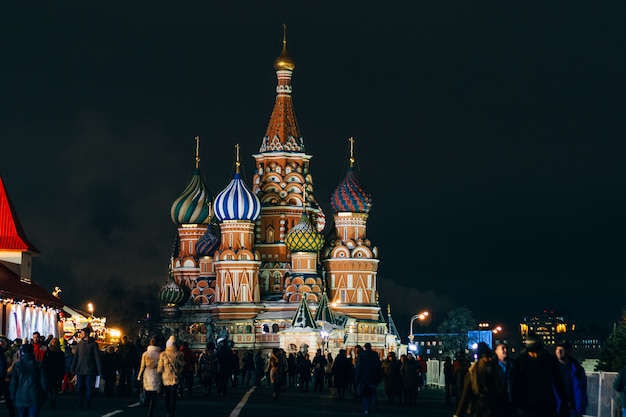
[[274, 43, 295, 71]]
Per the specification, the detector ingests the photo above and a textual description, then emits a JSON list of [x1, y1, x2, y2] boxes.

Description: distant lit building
[[520, 310, 570, 347]]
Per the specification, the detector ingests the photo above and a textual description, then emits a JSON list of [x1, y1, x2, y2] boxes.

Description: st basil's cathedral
[[158, 30, 401, 357]]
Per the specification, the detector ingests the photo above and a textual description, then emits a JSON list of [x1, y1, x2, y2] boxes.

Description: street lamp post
[[408, 311, 429, 353]]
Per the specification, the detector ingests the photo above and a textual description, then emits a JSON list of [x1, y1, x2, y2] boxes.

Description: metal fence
[[425, 361, 621, 417]]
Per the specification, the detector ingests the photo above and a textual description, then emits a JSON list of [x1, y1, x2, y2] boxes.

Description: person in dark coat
[[381, 351, 403, 404], [400, 352, 421, 406], [354, 342, 381, 414], [215, 337, 233, 397], [312, 349, 327, 392], [443, 356, 455, 405], [253, 350, 265, 387], [512, 332, 568, 417], [116, 335, 138, 397], [62, 341, 76, 393], [179, 341, 196, 397], [10, 343, 48, 417], [0, 336, 15, 417], [42, 337, 65, 408], [331, 349, 352, 399], [70, 327, 102, 410], [297, 353, 313, 391], [554, 340, 587, 417], [100, 345, 117, 397]]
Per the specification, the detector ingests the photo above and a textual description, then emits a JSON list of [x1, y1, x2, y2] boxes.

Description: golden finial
[[349, 137, 355, 167], [274, 23, 295, 71], [235, 143, 241, 174], [387, 304, 391, 315], [195, 136, 200, 169]]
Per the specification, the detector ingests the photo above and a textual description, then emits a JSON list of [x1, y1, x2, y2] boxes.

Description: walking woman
[[137, 338, 161, 417], [267, 348, 284, 400], [42, 337, 65, 408], [157, 336, 183, 417]]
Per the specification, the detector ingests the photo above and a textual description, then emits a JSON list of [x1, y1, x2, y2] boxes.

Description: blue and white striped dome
[[214, 172, 261, 221]]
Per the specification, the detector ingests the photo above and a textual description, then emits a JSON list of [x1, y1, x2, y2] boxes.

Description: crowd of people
[[450, 332, 590, 417], [6, 327, 624, 417]]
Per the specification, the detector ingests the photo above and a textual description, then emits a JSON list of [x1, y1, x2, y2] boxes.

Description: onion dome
[[160, 274, 185, 306], [331, 139, 372, 213], [196, 224, 220, 257], [171, 136, 213, 225], [274, 24, 295, 71], [214, 144, 261, 222], [285, 211, 324, 252]]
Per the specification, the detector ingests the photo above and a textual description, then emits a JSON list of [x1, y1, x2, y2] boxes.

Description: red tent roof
[[0, 262, 63, 308], [0, 176, 39, 254]]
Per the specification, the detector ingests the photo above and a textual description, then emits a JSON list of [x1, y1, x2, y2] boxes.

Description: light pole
[[408, 311, 429, 352]]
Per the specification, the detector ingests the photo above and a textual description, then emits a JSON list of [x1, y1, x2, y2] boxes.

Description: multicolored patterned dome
[[214, 172, 261, 222], [159, 276, 185, 306], [331, 166, 372, 214], [285, 211, 324, 252], [170, 167, 213, 225], [196, 224, 220, 257]]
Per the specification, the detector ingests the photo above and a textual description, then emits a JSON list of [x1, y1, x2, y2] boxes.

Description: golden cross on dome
[[235, 143, 241, 173], [349, 137, 355, 167], [195, 136, 200, 169], [283, 23, 287, 46]]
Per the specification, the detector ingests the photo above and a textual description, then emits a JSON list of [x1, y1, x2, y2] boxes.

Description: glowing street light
[[87, 303, 94, 317], [408, 311, 429, 343]]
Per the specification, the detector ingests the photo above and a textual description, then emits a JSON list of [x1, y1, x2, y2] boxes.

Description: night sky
[[1, 2, 623, 336]]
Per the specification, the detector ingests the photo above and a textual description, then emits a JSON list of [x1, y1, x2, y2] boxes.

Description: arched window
[[262, 324, 269, 334], [272, 323, 280, 333]]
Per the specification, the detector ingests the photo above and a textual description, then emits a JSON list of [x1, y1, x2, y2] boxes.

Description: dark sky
[[1, 1, 624, 335]]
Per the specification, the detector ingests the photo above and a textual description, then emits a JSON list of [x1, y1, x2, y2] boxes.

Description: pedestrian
[[312, 348, 327, 392], [116, 335, 138, 397], [614, 365, 626, 417], [0, 336, 16, 417], [61, 341, 76, 393], [31, 333, 47, 363], [381, 350, 403, 404], [179, 341, 195, 397], [70, 327, 102, 410], [242, 349, 256, 386], [254, 350, 265, 387], [100, 345, 117, 397], [9, 343, 48, 417], [400, 352, 421, 406], [267, 347, 284, 400], [137, 338, 161, 417], [554, 340, 587, 417], [42, 337, 65, 408], [215, 337, 233, 396], [354, 342, 381, 415], [494, 343, 516, 416], [454, 342, 505, 417], [511, 332, 568, 417], [331, 349, 352, 400], [297, 353, 313, 391], [453, 351, 471, 406], [286, 352, 297, 387], [198, 342, 217, 396], [157, 336, 184, 417], [325, 352, 334, 388], [443, 356, 454, 405]]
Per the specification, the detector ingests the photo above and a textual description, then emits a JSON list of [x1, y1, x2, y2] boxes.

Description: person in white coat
[[137, 338, 161, 417], [157, 336, 183, 417]]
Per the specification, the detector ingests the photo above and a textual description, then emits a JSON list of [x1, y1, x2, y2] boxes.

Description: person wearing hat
[[157, 336, 184, 417], [511, 332, 568, 417], [9, 343, 48, 417], [555, 340, 587, 417], [70, 327, 102, 410]]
